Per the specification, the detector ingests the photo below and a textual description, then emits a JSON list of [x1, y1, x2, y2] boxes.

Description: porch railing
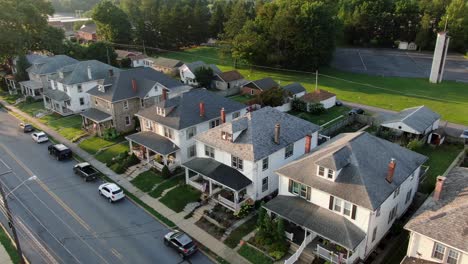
[[187, 176, 205, 191], [284, 233, 314, 264], [316, 244, 347, 264], [217, 194, 249, 212]]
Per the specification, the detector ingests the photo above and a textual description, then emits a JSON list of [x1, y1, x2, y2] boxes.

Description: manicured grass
[[131, 170, 165, 192], [415, 144, 464, 193], [0, 92, 22, 105], [149, 174, 185, 198], [0, 225, 21, 264], [44, 115, 85, 141], [289, 106, 350, 127], [224, 216, 258, 249], [238, 244, 273, 264], [159, 185, 201, 213], [161, 47, 468, 125], [228, 94, 254, 104], [16, 101, 45, 116], [95, 143, 130, 164], [79, 136, 124, 155]]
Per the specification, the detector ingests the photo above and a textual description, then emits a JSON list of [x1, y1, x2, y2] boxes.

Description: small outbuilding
[[380, 106, 440, 137], [299, 89, 336, 110]]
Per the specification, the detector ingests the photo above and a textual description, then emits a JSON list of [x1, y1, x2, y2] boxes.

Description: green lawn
[[16, 101, 45, 116], [416, 144, 464, 193], [44, 115, 85, 141], [224, 216, 258, 249], [238, 244, 273, 264], [0, 225, 21, 264], [131, 170, 165, 192], [79, 136, 125, 155], [0, 92, 22, 105], [95, 143, 130, 165], [289, 106, 350, 127], [228, 94, 255, 104], [160, 47, 468, 125], [149, 175, 185, 198], [159, 185, 201, 213]]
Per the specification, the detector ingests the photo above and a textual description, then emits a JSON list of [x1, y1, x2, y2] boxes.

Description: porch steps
[[192, 203, 214, 221], [289, 242, 315, 264]]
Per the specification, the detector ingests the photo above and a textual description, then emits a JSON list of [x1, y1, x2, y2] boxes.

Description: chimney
[[386, 158, 396, 183], [199, 102, 205, 117], [274, 123, 280, 145], [433, 176, 446, 201], [108, 69, 114, 77], [87, 65, 92, 79], [131, 78, 137, 92], [220, 107, 226, 123], [305, 135, 312, 153], [162, 89, 167, 101]]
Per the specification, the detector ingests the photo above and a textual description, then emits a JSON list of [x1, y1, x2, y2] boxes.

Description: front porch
[[183, 157, 253, 212], [43, 90, 73, 116], [80, 108, 114, 137], [19, 80, 43, 99], [4, 75, 18, 95], [126, 131, 180, 172]]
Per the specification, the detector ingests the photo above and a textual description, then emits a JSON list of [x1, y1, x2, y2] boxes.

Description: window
[[372, 227, 377, 242], [292, 181, 300, 195], [221, 131, 232, 141], [157, 107, 164, 116], [204, 145, 214, 158], [123, 100, 129, 110], [94, 98, 98, 105], [186, 126, 197, 139], [210, 119, 221, 128], [284, 144, 294, 159], [231, 155, 243, 170], [388, 205, 398, 224], [405, 190, 412, 204], [288, 179, 310, 200], [432, 243, 445, 260], [376, 207, 381, 217], [318, 166, 325, 177], [125, 116, 131, 126], [327, 169, 334, 179], [187, 145, 196, 158], [343, 202, 352, 216], [250, 89, 254, 95], [164, 127, 174, 139], [300, 185, 307, 198], [333, 198, 342, 212], [77, 84, 82, 93], [262, 157, 269, 171], [79, 97, 85, 106], [232, 112, 240, 119], [447, 249, 459, 264], [64, 85, 68, 93], [145, 120, 152, 130], [262, 177, 268, 192], [393, 186, 400, 198]]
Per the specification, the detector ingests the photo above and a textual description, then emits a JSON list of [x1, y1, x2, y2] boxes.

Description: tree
[[85, 42, 117, 65], [275, 218, 285, 241], [14, 55, 31, 82], [257, 201, 266, 231], [194, 66, 214, 88], [223, 0, 251, 40], [257, 87, 285, 107], [440, 0, 468, 52], [35, 26, 66, 54], [91, 1, 132, 43], [209, 1, 227, 38]]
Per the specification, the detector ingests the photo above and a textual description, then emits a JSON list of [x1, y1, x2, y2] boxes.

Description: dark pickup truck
[[48, 144, 72, 160], [73, 162, 99, 182]]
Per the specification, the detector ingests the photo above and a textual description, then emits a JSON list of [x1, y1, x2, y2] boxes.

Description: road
[[0, 108, 213, 264]]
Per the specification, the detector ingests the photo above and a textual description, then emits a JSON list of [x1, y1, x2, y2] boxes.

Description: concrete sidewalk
[[1, 101, 249, 264], [0, 244, 12, 264]]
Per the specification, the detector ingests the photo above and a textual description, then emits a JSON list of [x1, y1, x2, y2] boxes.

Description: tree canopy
[[91, 1, 132, 44]]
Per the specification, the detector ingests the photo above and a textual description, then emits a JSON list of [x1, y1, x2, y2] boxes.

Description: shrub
[[268, 251, 284, 260], [307, 103, 325, 114], [110, 163, 125, 174], [234, 202, 253, 218], [376, 129, 395, 140], [161, 165, 171, 179], [25, 96, 35, 103], [407, 139, 424, 150], [103, 128, 119, 140], [291, 98, 307, 112]]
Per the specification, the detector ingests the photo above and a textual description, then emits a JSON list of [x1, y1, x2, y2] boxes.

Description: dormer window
[[327, 169, 334, 179], [77, 84, 82, 93], [156, 107, 165, 116], [59, 71, 64, 78], [221, 131, 232, 141], [98, 84, 105, 92], [317, 166, 336, 181], [318, 166, 325, 177]]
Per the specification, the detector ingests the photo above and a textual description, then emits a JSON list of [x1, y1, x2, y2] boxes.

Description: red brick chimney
[[386, 158, 396, 183], [274, 123, 280, 145], [305, 135, 312, 153], [199, 102, 205, 117], [131, 78, 137, 92], [433, 176, 446, 201], [220, 108, 226, 123], [162, 88, 167, 101]]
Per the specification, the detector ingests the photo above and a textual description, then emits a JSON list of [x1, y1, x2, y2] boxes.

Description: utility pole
[[0, 182, 25, 264]]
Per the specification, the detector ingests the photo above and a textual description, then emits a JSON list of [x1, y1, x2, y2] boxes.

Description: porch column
[[185, 167, 189, 184], [98, 123, 102, 137], [163, 155, 168, 166], [146, 148, 150, 163], [209, 180, 213, 196], [128, 140, 133, 154]]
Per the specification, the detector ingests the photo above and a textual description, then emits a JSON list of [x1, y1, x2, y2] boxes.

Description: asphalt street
[[0, 108, 213, 264]]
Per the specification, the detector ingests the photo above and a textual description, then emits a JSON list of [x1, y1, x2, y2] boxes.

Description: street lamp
[[5, 175, 37, 199]]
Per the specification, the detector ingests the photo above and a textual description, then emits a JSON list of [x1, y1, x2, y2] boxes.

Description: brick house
[[76, 23, 97, 42]]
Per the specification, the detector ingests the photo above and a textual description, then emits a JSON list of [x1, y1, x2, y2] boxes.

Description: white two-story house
[[184, 106, 320, 212], [179, 61, 221, 87], [264, 132, 428, 264], [43, 60, 119, 116], [126, 89, 247, 171]]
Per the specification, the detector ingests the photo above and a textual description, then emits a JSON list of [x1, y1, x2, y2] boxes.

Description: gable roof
[[27, 55, 78, 75], [136, 89, 246, 130], [56, 60, 119, 85], [115, 50, 143, 59], [277, 132, 427, 210], [183, 61, 221, 74], [78, 23, 96, 34], [151, 57, 183, 68], [244, 77, 279, 91], [87, 67, 184, 102], [405, 167, 468, 253], [381, 106, 440, 134], [283, 82, 306, 95], [215, 70, 244, 82], [300, 89, 336, 103], [195, 107, 320, 162]]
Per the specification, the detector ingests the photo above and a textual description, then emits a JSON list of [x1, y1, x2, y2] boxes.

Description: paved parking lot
[[331, 48, 468, 83]]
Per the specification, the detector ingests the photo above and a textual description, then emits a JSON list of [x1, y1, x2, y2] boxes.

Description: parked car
[[460, 129, 468, 139], [348, 108, 364, 115], [31, 131, 48, 143], [98, 183, 125, 203], [335, 100, 343, 106], [164, 230, 198, 258], [19, 123, 34, 133], [73, 162, 99, 182], [48, 144, 72, 160]]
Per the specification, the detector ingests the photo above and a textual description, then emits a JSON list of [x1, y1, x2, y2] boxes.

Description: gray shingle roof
[[78, 23, 96, 34], [283, 82, 306, 95], [87, 67, 183, 102], [27, 55, 78, 75], [80, 108, 112, 123], [264, 196, 366, 250], [277, 132, 428, 210], [24, 54, 46, 64], [381, 106, 440, 134], [57, 60, 119, 85], [184, 61, 221, 74], [405, 167, 468, 253], [43, 89, 70, 101], [136, 89, 246, 130], [195, 107, 320, 162], [126, 131, 179, 155], [183, 158, 252, 191], [151, 57, 183, 68], [244, 77, 279, 91]]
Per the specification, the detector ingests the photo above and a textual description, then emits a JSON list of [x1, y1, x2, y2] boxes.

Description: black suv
[[48, 144, 72, 161], [164, 230, 198, 258], [19, 123, 34, 133]]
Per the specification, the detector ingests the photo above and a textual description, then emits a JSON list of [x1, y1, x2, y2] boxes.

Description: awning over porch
[[264, 195, 366, 251], [183, 158, 252, 191], [19, 80, 43, 89], [126, 131, 179, 155], [43, 89, 70, 101], [81, 108, 112, 123]]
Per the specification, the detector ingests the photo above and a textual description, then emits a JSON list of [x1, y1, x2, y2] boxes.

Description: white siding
[[320, 96, 336, 109], [407, 232, 468, 264]]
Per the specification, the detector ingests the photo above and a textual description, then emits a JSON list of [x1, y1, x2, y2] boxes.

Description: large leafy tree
[[440, 0, 468, 52], [194, 66, 214, 88], [34, 26, 66, 54], [14, 55, 31, 82], [91, 0, 132, 44]]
